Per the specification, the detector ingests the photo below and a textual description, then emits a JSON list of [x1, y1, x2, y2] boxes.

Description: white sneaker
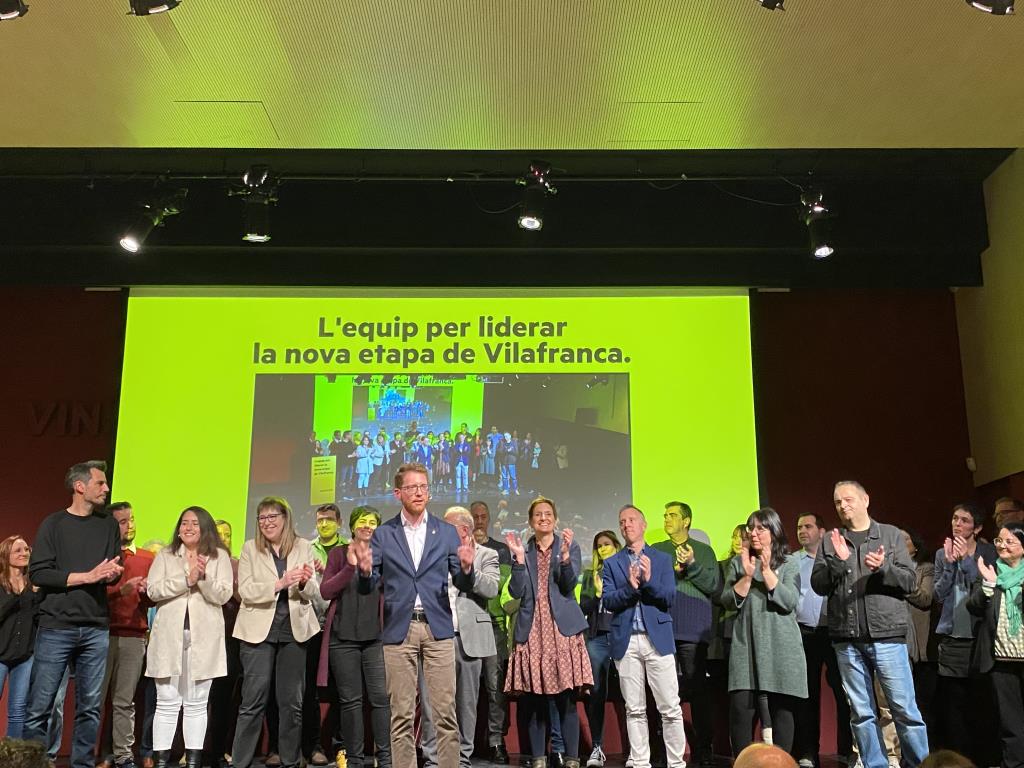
[[762, 727, 773, 746], [586, 747, 606, 767], [624, 758, 634, 768], [798, 761, 815, 768]]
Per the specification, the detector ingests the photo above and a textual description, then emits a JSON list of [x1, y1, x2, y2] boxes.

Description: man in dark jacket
[[810, 480, 929, 768]]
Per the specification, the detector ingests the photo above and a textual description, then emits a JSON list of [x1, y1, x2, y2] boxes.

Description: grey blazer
[[455, 544, 500, 658]]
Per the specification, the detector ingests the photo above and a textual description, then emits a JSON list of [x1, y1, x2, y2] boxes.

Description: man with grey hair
[[23, 460, 125, 768], [811, 480, 928, 768], [419, 506, 500, 768]]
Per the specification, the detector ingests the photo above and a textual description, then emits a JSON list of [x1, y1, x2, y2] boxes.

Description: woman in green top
[[721, 507, 806, 756], [969, 521, 1024, 768]]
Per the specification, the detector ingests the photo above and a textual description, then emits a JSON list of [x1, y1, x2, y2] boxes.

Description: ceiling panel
[[0, 1, 1021, 149]]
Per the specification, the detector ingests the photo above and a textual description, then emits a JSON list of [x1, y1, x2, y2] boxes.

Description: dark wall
[[752, 289, 976, 548]]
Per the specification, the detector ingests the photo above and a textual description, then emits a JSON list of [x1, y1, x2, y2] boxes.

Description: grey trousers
[[99, 635, 147, 762]]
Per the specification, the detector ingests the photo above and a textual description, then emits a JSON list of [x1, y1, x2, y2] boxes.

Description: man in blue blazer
[[354, 461, 475, 768], [602, 505, 687, 768]]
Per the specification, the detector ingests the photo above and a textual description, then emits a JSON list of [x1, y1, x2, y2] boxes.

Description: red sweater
[[106, 547, 155, 637]]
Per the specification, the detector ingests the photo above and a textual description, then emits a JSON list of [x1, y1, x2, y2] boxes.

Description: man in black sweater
[[23, 460, 124, 768]]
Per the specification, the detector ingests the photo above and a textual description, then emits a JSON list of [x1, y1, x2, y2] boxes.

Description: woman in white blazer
[[231, 496, 323, 768], [145, 506, 233, 768]]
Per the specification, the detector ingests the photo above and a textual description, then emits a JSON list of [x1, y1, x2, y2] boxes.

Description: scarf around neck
[[996, 558, 1024, 637]]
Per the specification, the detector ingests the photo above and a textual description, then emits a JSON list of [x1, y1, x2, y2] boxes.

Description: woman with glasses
[[721, 508, 806, 755], [969, 521, 1024, 768], [505, 497, 593, 768], [317, 506, 391, 768], [146, 507, 233, 768], [232, 496, 323, 768]]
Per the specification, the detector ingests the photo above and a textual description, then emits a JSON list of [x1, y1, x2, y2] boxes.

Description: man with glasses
[[352, 462, 475, 768], [810, 481, 928, 768]]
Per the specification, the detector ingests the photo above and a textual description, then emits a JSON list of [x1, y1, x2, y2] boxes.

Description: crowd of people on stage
[[311, 423, 545, 498], [3, 457, 1024, 768]]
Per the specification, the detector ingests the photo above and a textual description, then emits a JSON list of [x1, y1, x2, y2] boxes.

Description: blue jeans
[[24, 626, 110, 768], [455, 463, 468, 491], [586, 633, 613, 748], [48, 664, 72, 759], [834, 641, 929, 768], [1, 656, 34, 737]]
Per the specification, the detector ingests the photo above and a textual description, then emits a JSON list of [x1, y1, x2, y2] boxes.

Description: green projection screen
[[113, 288, 760, 558]]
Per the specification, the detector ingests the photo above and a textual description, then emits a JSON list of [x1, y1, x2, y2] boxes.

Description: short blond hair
[[444, 506, 473, 529]]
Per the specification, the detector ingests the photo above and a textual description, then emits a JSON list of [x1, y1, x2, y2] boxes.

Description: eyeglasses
[[994, 538, 1022, 548], [257, 513, 283, 524], [399, 484, 429, 494], [746, 524, 767, 533]]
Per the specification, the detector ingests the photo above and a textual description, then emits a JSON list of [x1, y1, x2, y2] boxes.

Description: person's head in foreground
[[734, 744, 798, 768]]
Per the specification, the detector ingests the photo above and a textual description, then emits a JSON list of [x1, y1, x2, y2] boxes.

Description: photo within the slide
[[246, 372, 632, 556]]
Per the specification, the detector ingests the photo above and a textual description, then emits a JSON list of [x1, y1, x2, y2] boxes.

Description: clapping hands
[[505, 532, 525, 564]]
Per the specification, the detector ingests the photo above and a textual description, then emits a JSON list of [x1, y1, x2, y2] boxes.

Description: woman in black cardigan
[[968, 522, 1024, 768]]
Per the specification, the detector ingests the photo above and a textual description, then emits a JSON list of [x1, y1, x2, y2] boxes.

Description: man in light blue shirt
[[794, 513, 852, 768]]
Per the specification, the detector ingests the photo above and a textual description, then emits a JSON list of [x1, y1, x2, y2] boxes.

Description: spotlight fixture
[[128, 0, 180, 14], [229, 165, 279, 243], [0, 1, 28, 20], [967, 0, 1013, 12], [800, 189, 834, 259], [409, 374, 420, 388], [118, 188, 187, 253], [540, 376, 552, 389], [353, 374, 371, 386], [585, 375, 610, 389], [756, 0, 785, 9], [517, 162, 556, 231]]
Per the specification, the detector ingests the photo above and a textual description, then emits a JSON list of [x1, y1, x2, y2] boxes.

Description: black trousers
[[992, 661, 1024, 768], [203, 636, 241, 766], [729, 690, 797, 756], [676, 640, 714, 759], [232, 639, 307, 768], [795, 626, 853, 762], [329, 639, 391, 768]]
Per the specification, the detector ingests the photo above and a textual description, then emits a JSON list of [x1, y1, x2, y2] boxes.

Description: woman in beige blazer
[[231, 496, 322, 768], [145, 506, 233, 768]]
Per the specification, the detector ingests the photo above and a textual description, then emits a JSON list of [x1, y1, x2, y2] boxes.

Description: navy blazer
[[509, 533, 588, 645], [601, 545, 677, 660], [359, 512, 473, 645]]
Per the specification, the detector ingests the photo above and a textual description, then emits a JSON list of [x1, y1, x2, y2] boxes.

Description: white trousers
[[615, 633, 688, 768], [152, 629, 213, 750]]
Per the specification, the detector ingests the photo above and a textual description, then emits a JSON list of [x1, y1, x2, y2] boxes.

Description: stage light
[[585, 375, 609, 389], [801, 188, 834, 259], [0, 1, 29, 20], [541, 376, 552, 389], [129, 0, 180, 14], [517, 162, 556, 231], [119, 189, 187, 253], [230, 165, 279, 243], [409, 374, 420, 387], [967, 0, 1013, 13], [808, 219, 834, 259], [756, 0, 785, 9], [381, 374, 395, 386]]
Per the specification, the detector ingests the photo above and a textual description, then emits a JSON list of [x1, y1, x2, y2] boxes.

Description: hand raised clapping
[[977, 555, 997, 583], [864, 545, 886, 572], [830, 529, 851, 561], [559, 528, 574, 563], [505, 532, 525, 564]]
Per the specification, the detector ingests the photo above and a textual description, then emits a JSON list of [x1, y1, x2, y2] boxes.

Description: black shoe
[[549, 753, 565, 768], [698, 752, 717, 768], [153, 753, 170, 768], [491, 745, 509, 764], [185, 750, 203, 768]]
